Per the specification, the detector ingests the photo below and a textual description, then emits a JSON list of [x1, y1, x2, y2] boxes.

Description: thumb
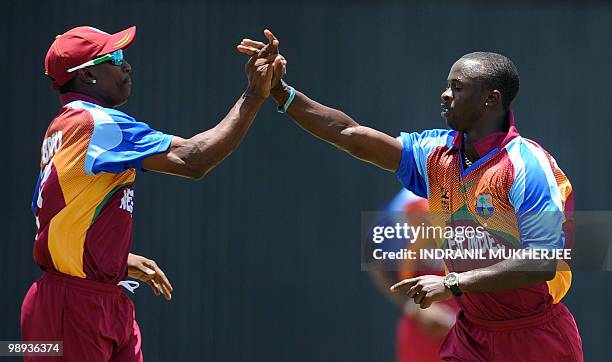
[[264, 29, 279, 54]]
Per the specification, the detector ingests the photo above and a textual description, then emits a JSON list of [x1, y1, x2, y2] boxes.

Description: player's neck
[[463, 111, 508, 160], [68, 86, 113, 108]]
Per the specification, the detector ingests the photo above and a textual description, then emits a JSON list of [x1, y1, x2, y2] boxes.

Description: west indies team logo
[[476, 193, 494, 218]]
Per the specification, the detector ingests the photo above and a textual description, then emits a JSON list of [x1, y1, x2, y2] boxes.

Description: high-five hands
[[239, 29, 287, 94]]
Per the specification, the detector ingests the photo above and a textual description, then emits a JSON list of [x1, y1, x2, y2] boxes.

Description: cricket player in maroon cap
[[22, 26, 286, 361]]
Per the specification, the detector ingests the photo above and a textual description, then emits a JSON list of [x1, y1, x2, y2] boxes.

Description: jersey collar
[[451, 110, 520, 157]]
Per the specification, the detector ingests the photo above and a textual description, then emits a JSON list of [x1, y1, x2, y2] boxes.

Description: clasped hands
[[238, 29, 287, 99]]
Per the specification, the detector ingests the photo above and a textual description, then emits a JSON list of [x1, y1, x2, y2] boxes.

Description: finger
[[272, 56, 282, 70], [262, 53, 280, 66], [261, 29, 279, 57], [263, 29, 277, 44], [267, 38, 279, 56], [406, 284, 422, 299], [258, 42, 278, 59], [151, 274, 173, 298], [140, 264, 155, 275], [272, 57, 285, 82], [145, 261, 173, 293], [414, 290, 427, 304], [147, 280, 160, 296], [390, 277, 419, 292], [420, 298, 433, 309], [258, 43, 272, 58], [237, 45, 259, 56], [253, 58, 276, 69], [157, 278, 172, 301], [153, 276, 172, 300], [135, 263, 155, 282], [146, 261, 172, 289], [241, 39, 265, 49], [151, 279, 165, 297]]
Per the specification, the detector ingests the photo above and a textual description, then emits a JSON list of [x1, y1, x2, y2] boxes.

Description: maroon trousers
[[21, 271, 143, 362], [440, 303, 583, 361]]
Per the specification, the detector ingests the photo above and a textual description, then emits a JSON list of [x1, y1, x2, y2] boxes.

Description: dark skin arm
[[143, 30, 284, 179], [390, 258, 556, 309], [238, 39, 401, 171], [141, 93, 264, 179], [272, 81, 402, 171]]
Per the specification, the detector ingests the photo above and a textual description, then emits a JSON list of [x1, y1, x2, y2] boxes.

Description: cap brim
[[100, 26, 136, 54]]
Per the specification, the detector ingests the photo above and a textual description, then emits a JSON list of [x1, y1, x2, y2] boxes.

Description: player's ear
[[485, 90, 501, 108], [76, 68, 97, 85]]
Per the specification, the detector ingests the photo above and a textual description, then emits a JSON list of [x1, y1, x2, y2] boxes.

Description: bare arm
[[390, 258, 556, 309], [458, 257, 556, 293], [237, 38, 402, 171], [143, 31, 281, 179], [270, 81, 403, 171], [142, 92, 265, 179]]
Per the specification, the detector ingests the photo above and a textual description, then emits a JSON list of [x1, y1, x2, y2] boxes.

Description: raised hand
[[239, 29, 287, 91]]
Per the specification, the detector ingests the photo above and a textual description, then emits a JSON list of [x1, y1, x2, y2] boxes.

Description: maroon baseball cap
[[44, 26, 137, 90]]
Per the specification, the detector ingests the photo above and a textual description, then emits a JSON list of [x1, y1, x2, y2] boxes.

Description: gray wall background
[[2, 1, 611, 361]]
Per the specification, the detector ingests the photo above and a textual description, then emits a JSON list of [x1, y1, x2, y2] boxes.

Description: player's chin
[[115, 94, 130, 107], [119, 85, 132, 105], [443, 113, 459, 130]]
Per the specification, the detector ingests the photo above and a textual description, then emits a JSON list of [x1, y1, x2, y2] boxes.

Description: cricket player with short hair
[[238, 35, 583, 361], [22, 26, 285, 361]]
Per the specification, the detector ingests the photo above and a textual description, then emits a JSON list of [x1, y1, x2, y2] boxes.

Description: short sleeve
[[84, 108, 173, 175], [508, 140, 564, 250], [395, 129, 454, 198]]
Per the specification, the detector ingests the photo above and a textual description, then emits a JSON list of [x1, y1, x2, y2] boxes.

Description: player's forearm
[[271, 81, 362, 152], [458, 258, 556, 293], [179, 91, 265, 178], [270, 82, 401, 170]]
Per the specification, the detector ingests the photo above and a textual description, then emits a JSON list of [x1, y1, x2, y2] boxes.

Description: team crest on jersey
[[476, 193, 494, 218]]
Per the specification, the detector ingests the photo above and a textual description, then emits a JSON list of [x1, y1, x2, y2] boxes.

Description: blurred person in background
[[369, 189, 458, 362]]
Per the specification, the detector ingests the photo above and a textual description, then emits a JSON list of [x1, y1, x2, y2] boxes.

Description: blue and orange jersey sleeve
[[79, 103, 173, 175], [506, 139, 565, 250], [395, 129, 455, 198]]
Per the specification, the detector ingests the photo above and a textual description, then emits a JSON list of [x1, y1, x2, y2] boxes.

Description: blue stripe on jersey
[[67, 101, 173, 175], [506, 138, 564, 249], [395, 129, 455, 198], [31, 171, 42, 215], [460, 147, 499, 179]]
